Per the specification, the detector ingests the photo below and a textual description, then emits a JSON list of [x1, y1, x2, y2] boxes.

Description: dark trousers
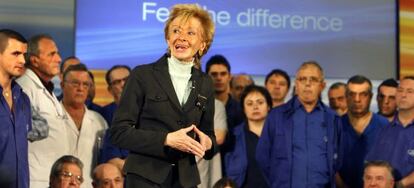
[[125, 165, 196, 188]]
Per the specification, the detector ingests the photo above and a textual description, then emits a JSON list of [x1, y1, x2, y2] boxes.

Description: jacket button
[[155, 96, 161, 100], [177, 120, 183, 125]]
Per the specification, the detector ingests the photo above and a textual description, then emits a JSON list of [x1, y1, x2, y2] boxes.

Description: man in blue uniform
[[0, 29, 31, 188], [256, 61, 342, 188], [366, 76, 414, 188], [337, 75, 388, 188]]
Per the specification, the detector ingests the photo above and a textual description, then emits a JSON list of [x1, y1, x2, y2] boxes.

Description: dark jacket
[[256, 97, 343, 188], [109, 54, 217, 188]]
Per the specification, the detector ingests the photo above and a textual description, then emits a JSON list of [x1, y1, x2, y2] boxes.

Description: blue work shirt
[[99, 102, 129, 163], [339, 113, 388, 188], [0, 82, 31, 188], [366, 116, 414, 181], [256, 97, 342, 188], [291, 99, 329, 188]]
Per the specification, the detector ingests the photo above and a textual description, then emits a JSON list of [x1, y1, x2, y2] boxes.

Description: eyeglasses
[[296, 76, 322, 85], [110, 76, 128, 86], [58, 171, 84, 184], [64, 80, 92, 89]]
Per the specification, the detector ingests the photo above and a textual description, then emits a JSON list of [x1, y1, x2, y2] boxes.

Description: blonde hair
[[164, 4, 215, 68]]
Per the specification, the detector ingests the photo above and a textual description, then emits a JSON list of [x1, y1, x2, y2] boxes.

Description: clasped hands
[[164, 125, 212, 158]]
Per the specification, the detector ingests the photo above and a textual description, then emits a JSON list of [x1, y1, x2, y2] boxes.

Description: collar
[[168, 56, 194, 75], [391, 114, 414, 128], [40, 78, 54, 95], [292, 96, 323, 112], [0, 80, 23, 99]]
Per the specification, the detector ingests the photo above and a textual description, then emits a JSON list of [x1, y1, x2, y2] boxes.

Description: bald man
[[92, 163, 124, 188]]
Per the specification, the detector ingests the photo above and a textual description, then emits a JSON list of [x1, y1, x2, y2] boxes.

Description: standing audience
[[99, 65, 131, 171], [0, 29, 31, 188], [256, 61, 342, 188], [328, 82, 348, 116], [224, 85, 271, 187], [337, 75, 388, 188], [230, 73, 254, 102], [377, 78, 398, 122], [264, 69, 290, 108], [366, 76, 414, 187], [16, 33, 68, 188], [61, 63, 107, 186]]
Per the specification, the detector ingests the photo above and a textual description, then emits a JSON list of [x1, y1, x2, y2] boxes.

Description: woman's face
[[167, 16, 206, 62], [243, 91, 270, 122]]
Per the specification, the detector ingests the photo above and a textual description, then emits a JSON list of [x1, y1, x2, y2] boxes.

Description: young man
[[264, 69, 291, 108], [0, 29, 31, 188], [377, 78, 398, 122]]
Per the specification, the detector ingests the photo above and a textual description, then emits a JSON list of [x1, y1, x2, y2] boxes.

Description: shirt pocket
[[144, 93, 171, 116], [407, 141, 414, 164]]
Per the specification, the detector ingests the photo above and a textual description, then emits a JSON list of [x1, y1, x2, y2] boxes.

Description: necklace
[[3, 91, 10, 97]]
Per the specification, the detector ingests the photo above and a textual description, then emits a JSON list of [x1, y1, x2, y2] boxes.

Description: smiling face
[[0, 38, 27, 78], [166, 16, 206, 62]]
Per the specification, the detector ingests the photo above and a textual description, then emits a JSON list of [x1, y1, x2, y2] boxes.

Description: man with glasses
[[337, 75, 388, 188], [256, 61, 342, 188], [61, 63, 107, 186], [99, 65, 130, 171], [49, 155, 84, 188], [366, 76, 414, 188], [16, 34, 68, 188]]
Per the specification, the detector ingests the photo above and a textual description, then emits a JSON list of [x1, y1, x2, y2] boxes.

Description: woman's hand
[[164, 125, 206, 157], [193, 126, 212, 151]]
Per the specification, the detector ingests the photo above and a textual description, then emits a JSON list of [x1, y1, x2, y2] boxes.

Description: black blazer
[[110, 54, 217, 187]]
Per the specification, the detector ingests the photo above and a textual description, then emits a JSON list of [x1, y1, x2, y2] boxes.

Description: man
[[328, 82, 348, 115], [57, 57, 102, 113], [363, 161, 395, 188], [264, 69, 290, 108], [230, 73, 254, 102], [205, 54, 243, 130], [377, 78, 398, 122], [85, 71, 103, 113], [49, 155, 84, 188], [366, 76, 414, 187], [92, 163, 124, 188], [0, 29, 31, 188], [206, 55, 243, 176], [256, 61, 341, 188], [61, 63, 107, 186], [337, 75, 388, 188], [16, 34, 68, 188], [99, 65, 130, 170]]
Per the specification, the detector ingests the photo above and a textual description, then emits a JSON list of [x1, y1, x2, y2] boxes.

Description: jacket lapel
[[182, 67, 202, 112], [152, 55, 182, 111]]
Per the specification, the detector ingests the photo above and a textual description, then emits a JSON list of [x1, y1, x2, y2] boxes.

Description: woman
[[224, 85, 272, 188], [109, 4, 217, 188]]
